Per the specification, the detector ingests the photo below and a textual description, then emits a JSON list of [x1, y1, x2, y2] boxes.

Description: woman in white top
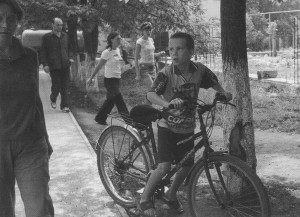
[[87, 32, 129, 125], [135, 22, 165, 103]]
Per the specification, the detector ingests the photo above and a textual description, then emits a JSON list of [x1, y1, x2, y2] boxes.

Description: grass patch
[[250, 81, 300, 133]]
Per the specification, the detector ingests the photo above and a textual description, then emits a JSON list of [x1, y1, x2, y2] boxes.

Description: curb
[[68, 111, 130, 217], [68, 110, 96, 156]]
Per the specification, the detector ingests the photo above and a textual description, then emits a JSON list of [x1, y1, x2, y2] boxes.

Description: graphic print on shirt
[[162, 82, 197, 131]]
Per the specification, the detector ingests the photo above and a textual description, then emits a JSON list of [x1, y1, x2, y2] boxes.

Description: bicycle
[[96, 93, 271, 217]]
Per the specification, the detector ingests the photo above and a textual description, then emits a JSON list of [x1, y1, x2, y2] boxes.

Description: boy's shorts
[[157, 126, 194, 167]]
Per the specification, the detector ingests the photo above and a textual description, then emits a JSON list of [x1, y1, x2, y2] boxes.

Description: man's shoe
[[61, 107, 70, 113], [51, 102, 56, 109]]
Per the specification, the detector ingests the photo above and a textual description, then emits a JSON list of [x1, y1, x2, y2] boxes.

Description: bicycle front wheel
[[188, 154, 270, 217], [97, 125, 150, 208]]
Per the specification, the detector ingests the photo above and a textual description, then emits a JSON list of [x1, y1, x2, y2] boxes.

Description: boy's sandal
[[137, 200, 156, 217], [161, 194, 184, 213]]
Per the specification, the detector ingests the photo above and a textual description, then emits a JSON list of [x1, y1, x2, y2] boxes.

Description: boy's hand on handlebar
[[168, 98, 185, 109]]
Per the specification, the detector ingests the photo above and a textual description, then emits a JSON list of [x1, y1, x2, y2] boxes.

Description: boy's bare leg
[[165, 166, 191, 200], [140, 162, 171, 216]]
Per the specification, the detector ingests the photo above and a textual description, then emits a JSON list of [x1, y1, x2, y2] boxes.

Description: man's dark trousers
[[50, 67, 70, 109]]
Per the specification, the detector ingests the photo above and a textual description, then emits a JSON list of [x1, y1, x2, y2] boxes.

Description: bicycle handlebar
[[168, 92, 235, 112]]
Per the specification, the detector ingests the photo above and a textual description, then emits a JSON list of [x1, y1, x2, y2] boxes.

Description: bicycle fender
[[122, 124, 143, 142], [184, 151, 228, 186], [98, 125, 143, 144]]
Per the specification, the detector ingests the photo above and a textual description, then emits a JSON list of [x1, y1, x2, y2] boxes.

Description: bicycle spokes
[[189, 157, 268, 217], [97, 126, 150, 207]]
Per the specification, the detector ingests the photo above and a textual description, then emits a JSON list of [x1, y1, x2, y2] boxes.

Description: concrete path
[[15, 71, 124, 217]]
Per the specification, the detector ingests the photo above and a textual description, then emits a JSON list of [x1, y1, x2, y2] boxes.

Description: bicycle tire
[[187, 154, 271, 217], [97, 125, 151, 208]]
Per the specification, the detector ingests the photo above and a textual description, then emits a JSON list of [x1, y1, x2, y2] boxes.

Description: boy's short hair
[[0, 0, 23, 21], [170, 32, 194, 50]]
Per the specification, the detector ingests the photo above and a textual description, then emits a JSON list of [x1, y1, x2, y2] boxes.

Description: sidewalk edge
[[68, 111, 95, 156]]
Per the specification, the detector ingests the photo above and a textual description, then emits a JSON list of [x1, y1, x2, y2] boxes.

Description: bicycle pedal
[[123, 190, 134, 199], [155, 186, 169, 198]]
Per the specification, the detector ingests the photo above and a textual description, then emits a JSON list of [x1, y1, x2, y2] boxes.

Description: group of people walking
[[0, 0, 232, 216], [87, 22, 165, 125]]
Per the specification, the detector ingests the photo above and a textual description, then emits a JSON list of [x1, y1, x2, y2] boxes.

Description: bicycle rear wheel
[[97, 125, 150, 208], [188, 154, 270, 217]]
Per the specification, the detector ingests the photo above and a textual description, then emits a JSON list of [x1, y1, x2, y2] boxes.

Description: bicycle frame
[[116, 102, 228, 190], [154, 107, 232, 207], [100, 96, 231, 202], [159, 108, 219, 186]]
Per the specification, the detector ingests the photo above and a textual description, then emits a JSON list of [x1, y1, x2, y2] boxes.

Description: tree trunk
[[84, 54, 99, 92], [67, 13, 79, 81], [82, 21, 99, 92], [221, 0, 256, 170]]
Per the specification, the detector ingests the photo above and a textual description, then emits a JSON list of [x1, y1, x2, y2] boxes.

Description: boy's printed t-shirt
[[149, 61, 219, 134], [101, 48, 123, 78], [136, 37, 155, 64]]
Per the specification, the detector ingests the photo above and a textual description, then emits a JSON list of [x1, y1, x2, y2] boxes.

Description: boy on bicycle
[[138, 32, 232, 216]]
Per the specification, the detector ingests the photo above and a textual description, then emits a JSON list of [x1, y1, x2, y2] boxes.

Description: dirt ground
[[68, 82, 300, 217]]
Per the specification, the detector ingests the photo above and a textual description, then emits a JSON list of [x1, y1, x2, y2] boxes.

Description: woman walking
[[134, 22, 165, 103], [87, 32, 129, 125]]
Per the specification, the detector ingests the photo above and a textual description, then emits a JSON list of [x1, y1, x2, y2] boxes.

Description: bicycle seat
[[130, 105, 162, 125]]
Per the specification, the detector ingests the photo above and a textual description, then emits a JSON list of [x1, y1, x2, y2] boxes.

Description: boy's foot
[[51, 102, 56, 109], [137, 200, 156, 217], [61, 107, 70, 113], [161, 193, 184, 213]]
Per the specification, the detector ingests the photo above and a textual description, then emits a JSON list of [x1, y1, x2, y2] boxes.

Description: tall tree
[[221, 0, 256, 170]]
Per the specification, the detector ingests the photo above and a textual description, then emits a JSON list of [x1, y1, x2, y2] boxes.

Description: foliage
[[93, 0, 199, 35], [246, 14, 267, 51], [18, 0, 215, 54], [19, 0, 205, 36], [267, 21, 277, 35], [246, 0, 300, 51]]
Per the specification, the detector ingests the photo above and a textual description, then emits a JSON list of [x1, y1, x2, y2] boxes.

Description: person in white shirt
[[135, 22, 165, 104], [87, 32, 129, 125]]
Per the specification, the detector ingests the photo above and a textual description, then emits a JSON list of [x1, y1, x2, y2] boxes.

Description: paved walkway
[[15, 71, 123, 217]]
